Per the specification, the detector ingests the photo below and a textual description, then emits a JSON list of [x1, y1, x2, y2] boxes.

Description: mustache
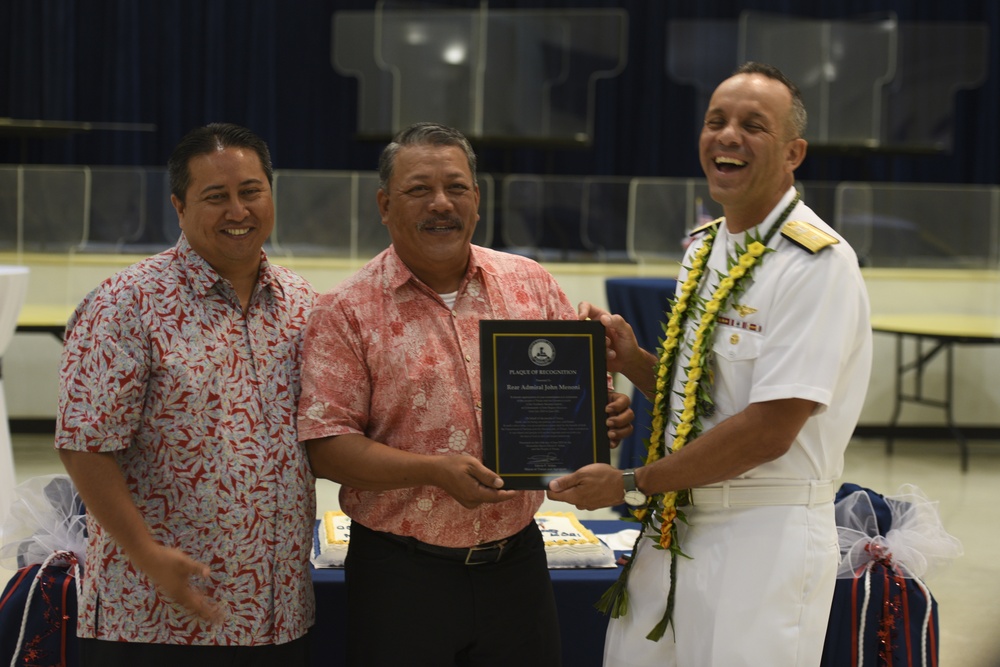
[[417, 216, 463, 231]]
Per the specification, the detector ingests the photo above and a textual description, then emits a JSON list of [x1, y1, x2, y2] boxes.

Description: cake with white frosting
[[534, 511, 616, 568], [311, 510, 615, 569], [311, 510, 351, 568]]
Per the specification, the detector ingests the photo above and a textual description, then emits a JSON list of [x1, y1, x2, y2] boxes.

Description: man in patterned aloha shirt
[[57, 123, 316, 666], [297, 122, 634, 666]]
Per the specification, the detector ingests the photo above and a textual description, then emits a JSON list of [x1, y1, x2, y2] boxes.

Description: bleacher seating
[[0, 166, 997, 270]]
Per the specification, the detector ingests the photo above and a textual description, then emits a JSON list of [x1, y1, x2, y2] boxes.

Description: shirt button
[[451, 311, 457, 318], [465, 354, 471, 362], [475, 401, 482, 409], [730, 334, 740, 345]]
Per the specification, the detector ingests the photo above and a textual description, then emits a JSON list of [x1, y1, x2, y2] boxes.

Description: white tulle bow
[[835, 483, 963, 580], [0, 474, 87, 571]]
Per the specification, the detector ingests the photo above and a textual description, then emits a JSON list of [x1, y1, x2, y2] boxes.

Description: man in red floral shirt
[[298, 122, 633, 666], [57, 123, 316, 666]]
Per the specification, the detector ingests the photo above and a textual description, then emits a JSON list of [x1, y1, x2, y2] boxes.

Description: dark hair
[[167, 123, 273, 202], [377, 122, 477, 191], [732, 62, 808, 139]]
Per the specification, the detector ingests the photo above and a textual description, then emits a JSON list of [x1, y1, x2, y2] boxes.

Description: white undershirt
[[439, 290, 458, 309]]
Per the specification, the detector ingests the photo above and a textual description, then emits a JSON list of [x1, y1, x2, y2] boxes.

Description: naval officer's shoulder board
[[780, 219, 839, 254], [689, 217, 723, 237]]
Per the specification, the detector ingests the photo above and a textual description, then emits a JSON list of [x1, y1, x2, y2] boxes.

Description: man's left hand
[[606, 391, 634, 449]]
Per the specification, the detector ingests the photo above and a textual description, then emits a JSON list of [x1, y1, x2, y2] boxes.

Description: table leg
[[942, 343, 969, 472], [885, 333, 968, 471], [885, 333, 904, 456]]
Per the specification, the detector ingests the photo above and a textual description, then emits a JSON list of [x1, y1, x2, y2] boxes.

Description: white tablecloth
[[0, 266, 29, 524]]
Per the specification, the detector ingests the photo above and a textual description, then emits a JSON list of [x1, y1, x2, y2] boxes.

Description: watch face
[[624, 490, 647, 506]]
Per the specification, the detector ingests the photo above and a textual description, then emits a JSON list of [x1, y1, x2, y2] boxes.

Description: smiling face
[[699, 72, 807, 231], [170, 146, 274, 281], [377, 143, 480, 293]]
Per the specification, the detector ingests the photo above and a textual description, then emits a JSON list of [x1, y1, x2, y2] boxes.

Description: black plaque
[[480, 320, 610, 490]]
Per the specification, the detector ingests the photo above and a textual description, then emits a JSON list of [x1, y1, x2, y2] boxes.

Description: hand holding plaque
[[480, 320, 611, 490]]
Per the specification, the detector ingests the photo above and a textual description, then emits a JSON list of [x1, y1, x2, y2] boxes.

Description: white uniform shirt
[[604, 187, 874, 666], [671, 186, 873, 481]]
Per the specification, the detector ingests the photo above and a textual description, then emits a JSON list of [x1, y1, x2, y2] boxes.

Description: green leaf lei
[[595, 193, 801, 641]]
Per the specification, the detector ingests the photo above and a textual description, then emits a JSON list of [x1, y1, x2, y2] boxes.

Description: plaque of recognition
[[480, 320, 610, 490]]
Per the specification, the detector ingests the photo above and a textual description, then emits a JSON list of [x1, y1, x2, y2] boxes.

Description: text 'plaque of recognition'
[[480, 320, 610, 490]]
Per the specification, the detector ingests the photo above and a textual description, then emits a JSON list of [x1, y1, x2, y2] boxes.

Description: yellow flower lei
[[596, 193, 800, 640]]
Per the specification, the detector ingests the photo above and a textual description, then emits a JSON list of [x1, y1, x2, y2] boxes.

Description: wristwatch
[[622, 469, 648, 507]]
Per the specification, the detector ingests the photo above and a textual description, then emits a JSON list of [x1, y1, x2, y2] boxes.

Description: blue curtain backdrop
[[1, 0, 997, 186]]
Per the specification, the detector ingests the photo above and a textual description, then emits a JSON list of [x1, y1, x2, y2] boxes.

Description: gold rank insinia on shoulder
[[689, 217, 724, 236], [780, 219, 840, 254]]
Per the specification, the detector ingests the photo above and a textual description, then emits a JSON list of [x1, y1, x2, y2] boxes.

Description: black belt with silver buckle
[[376, 524, 528, 565]]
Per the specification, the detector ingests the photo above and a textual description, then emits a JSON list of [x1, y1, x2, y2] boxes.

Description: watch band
[[622, 469, 647, 506], [623, 469, 639, 492]]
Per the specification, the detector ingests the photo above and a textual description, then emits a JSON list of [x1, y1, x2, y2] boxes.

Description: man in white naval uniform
[[548, 62, 872, 666]]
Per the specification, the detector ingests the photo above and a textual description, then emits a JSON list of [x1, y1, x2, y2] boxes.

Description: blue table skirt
[[309, 519, 628, 666], [604, 277, 677, 470]]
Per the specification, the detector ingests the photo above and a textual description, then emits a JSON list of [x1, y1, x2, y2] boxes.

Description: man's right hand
[[434, 455, 518, 509], [133, 543, 224, 624], [58, 450, 224, 625]]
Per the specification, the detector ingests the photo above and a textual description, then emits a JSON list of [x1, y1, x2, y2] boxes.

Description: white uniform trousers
[[603, 503, 838, 667]]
